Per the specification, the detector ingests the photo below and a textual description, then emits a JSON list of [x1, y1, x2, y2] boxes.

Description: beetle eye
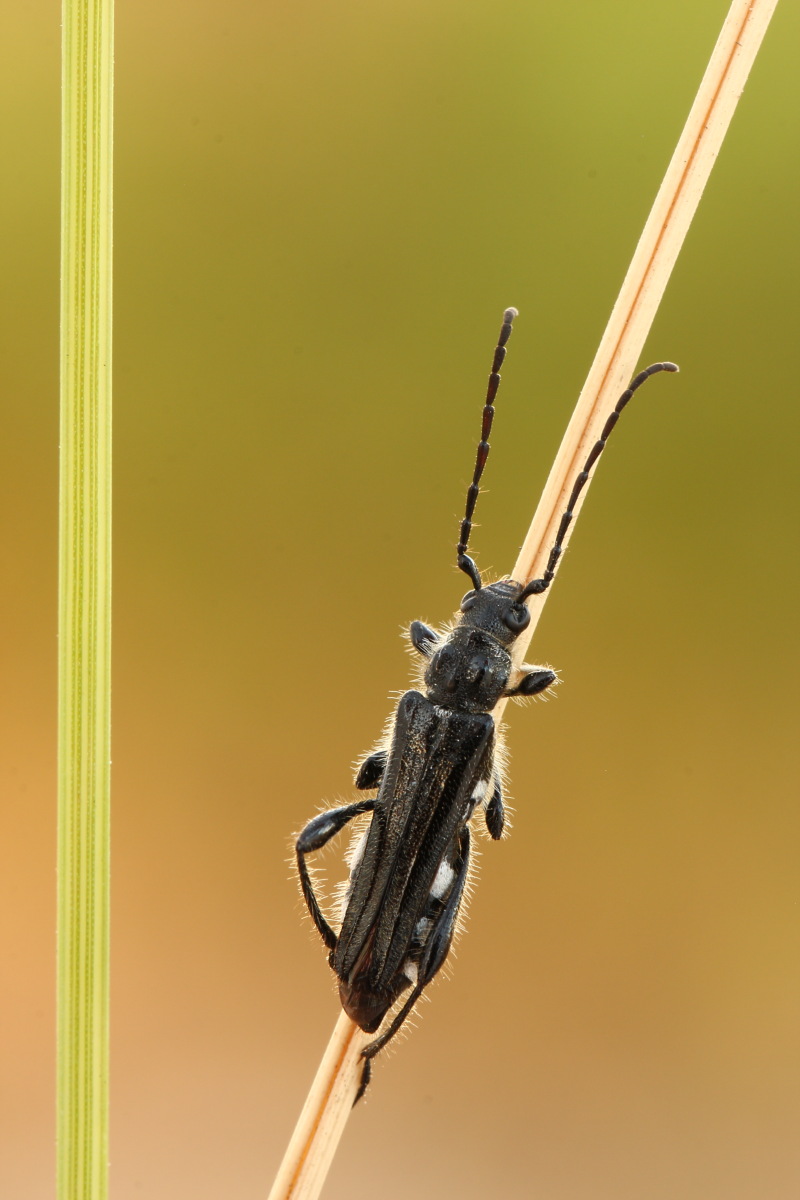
[[460, 591, 478, 613], [503, 604, 530, 633]]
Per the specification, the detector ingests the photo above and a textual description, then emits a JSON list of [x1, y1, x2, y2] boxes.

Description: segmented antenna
[[457, 307, 519, 590], [521, 361, 679, 600]]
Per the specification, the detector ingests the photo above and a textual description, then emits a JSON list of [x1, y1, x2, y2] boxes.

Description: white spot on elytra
[[430, 859, 455, 900], [403, 959, 419, 985]]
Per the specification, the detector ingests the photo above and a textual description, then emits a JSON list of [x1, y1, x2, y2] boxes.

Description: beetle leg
[[467, 748, 503, 838], [505, 665, 556, 698], [409, 620, 440, 657], [484, 776, 505, 839], [354, 750, 387, 790], [354, 826, 471, 1102], [296, 799, 376, 951]]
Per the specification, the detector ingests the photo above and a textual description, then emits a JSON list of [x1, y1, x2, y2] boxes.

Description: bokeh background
[[1, 1, 799, 1197]]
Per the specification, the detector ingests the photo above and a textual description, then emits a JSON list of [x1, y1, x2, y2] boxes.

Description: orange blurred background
[[1, 2, 799, 1197]]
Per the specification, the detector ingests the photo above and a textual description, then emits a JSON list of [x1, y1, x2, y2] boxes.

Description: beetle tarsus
[[353, 1058, 372, 1105]]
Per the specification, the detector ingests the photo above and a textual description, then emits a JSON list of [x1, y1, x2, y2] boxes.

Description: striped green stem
[[58, 2, 114, 1197]]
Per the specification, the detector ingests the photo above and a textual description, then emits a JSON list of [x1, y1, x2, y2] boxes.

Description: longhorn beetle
[[296, 309, 677, 1100]]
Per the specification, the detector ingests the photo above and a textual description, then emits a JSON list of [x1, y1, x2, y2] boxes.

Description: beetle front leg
[[505, 665, 557, 698], [409, 620, 440, 657], [296, 799, 376, 951]]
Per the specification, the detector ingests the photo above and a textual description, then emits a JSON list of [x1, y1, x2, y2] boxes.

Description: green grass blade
[[58, 2, 114, 1197]]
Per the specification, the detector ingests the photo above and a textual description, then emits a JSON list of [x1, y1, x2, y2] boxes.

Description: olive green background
[[1, 2, 798, 1197]]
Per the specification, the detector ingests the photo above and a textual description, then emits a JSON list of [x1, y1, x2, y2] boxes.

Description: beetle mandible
[[295, 308, 677, 1099]]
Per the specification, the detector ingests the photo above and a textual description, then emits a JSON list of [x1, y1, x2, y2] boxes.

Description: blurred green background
[[1, 1, 798, 1197]]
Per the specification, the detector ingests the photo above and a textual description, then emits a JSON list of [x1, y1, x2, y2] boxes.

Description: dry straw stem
[[268, 1013, 371, 1200], [269, 2, 778, 1197], [507, 0, 779, 675], [58, 2, 114, 1198]]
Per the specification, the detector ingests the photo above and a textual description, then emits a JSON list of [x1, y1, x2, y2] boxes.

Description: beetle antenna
[[457, 307, 519, 590], [520, 361, 679, 600]]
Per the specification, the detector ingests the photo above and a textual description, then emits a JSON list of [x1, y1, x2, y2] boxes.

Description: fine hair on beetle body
[[294, 307, 677, 1101]]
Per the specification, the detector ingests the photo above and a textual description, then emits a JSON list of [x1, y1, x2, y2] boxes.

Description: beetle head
[[456, 578, 530, 646]]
